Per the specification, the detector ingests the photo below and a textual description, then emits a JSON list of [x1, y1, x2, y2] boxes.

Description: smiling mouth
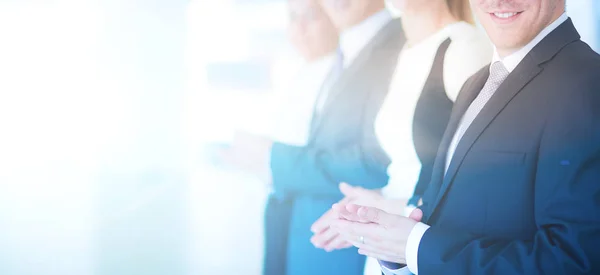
[[491, 11, 523, 19]]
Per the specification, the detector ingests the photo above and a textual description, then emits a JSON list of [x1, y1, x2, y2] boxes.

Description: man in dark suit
[[330, 0, 600, 274]]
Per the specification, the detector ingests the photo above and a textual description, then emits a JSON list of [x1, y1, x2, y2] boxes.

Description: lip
[[489, 11, 523, 24]]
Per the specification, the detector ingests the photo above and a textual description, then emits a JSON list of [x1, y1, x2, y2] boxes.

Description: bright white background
[[0, 0, 596, 275]]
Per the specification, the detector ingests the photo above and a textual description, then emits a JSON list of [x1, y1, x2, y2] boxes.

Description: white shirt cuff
[[381, 265, 413, 275], [379, 262, 412, 275], [405, 222, 430, 274]]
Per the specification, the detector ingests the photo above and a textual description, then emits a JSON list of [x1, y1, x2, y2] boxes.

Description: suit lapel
[[427, 19, 582, 216], [422, 69, 488, 220], [428, 59, 543, 214]]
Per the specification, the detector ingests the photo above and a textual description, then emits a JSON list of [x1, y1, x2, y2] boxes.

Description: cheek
[[305, 29, 325, 48], [472, 7, 488, 21], [471, 0, 490, 12]]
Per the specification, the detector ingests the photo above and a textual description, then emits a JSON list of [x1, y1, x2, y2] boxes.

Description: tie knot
[[488, 61, 509, 85]]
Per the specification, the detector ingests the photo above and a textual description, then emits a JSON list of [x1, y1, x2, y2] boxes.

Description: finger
[[354, 205, 399, 227], [332, 203, 356, 219], [322, 233, 346, 252], [346, 203, 363, 213], [335, 203, 369, 223], [340, 182, 373, 198], [329, 239, 352, 250], [409, 208, 423, 222], [331, 202, 348, 215], [311, 209, 333, 233], [339, 196, 352, 205], [339, 182, 355, 197], [358, 249, 405, 264], [336, 230, 401, 255], [310, 227, 338, 249], [330, 219, 386, 243]]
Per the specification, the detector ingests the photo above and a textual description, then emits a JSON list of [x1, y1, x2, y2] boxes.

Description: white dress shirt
[[369, 21, 492, 275], [393, 13, 569, 275]]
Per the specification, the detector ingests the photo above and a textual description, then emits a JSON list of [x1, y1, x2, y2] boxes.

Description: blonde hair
[[447, 0, 474, 24]]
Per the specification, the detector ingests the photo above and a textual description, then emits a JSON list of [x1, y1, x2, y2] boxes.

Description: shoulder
[[542, 41, 600, 128], [546, 40, 600, 101], [552, 40, 600, 79]]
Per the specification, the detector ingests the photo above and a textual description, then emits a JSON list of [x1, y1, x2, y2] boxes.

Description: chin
[[487, 30, 525, 49], [491, 38, 526, 55]]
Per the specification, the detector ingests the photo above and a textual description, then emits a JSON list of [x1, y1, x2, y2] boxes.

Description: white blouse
[[363, 21, 492, 275], [376, 22, 492, 201]]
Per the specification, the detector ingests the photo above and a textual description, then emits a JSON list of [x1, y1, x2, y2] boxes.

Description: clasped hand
[[330, 201, 422, 264], [310, 183, 422, 264]]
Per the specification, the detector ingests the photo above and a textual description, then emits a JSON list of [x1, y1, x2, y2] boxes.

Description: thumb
[[409, 208, 423, 222], [339, 182, 355, 197]]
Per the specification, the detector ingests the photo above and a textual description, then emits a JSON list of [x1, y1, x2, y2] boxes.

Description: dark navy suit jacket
[[418, 19, 600, 274]]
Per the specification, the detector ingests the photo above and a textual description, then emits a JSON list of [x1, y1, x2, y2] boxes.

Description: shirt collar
[[339, 9, 392, 66], [492, 12, 569, 72]]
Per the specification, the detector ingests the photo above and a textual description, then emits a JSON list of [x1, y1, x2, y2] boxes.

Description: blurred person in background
[[217, 0, 405, 274], [310, 0, 492, 274], [263, 2, 339, 274], [217, 0, 338, 274], [219, 0, 339, 274]]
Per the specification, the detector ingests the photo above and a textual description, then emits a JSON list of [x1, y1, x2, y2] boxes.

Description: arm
[[416, 81, 600, 274], [270, 138, 390, 197]]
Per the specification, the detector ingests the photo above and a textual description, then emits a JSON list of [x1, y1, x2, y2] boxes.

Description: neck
[[496, 48, 515, 58], [401, 4, 457, 48]]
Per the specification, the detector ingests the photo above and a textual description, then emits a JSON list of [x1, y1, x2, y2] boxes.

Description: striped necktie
[[445, 61, 510, 173]]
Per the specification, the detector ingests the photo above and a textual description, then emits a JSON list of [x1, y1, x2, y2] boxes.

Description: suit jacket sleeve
[[417, 78, 600, 274], [269, 131, 390, 197]]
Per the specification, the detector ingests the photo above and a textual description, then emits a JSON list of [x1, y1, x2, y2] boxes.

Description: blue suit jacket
[[418, 19, 600, 274], [264, 19, 405, 275]]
